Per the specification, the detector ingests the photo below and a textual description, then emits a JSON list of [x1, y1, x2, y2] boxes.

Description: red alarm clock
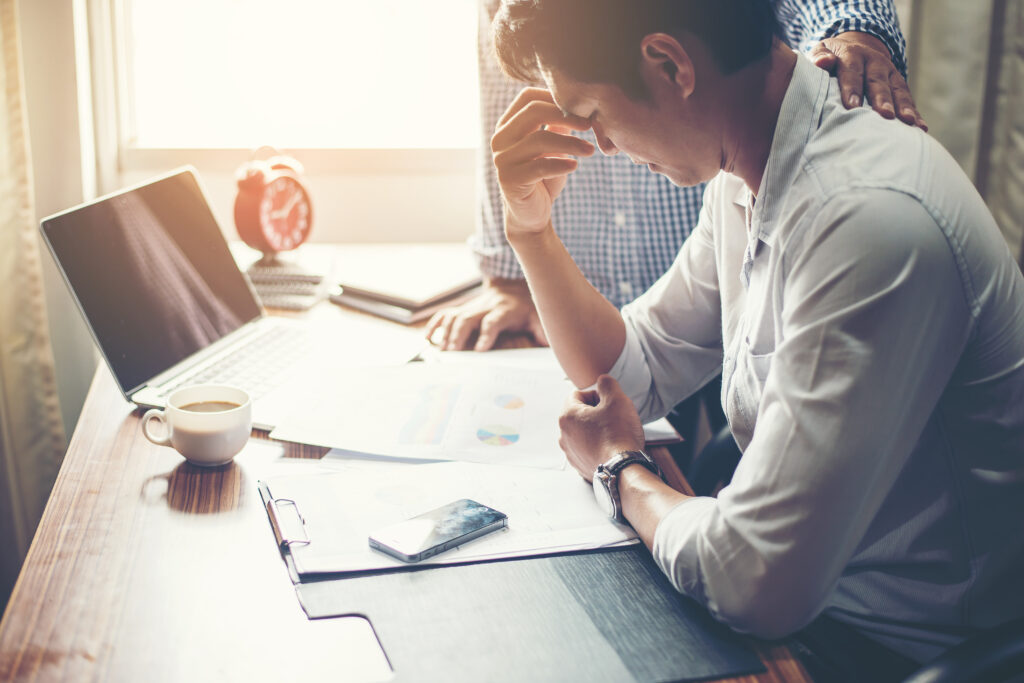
[[234, 155, 313, 255]]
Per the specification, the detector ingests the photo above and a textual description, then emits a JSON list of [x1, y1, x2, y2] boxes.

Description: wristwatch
[[592, 450, 663, 523]]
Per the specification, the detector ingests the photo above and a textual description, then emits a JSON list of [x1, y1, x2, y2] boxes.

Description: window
[[123, 0, 480, 149], [96, 0, 482, 243]]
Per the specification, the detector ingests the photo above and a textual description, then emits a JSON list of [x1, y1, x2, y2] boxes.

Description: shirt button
[[614, 212, 627, 227], [619, 281, 634, 301]]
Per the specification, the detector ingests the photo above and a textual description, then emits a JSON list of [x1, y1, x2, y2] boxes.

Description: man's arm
[[489, 86, 631, 386], [775, 0, 923, 127]]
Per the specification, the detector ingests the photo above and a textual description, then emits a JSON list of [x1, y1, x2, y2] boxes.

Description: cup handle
[[142, 409, 171, 447]]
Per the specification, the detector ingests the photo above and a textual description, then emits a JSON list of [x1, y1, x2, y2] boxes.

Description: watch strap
[[605, 449, 663, 480], [595, 450, 663, 523]]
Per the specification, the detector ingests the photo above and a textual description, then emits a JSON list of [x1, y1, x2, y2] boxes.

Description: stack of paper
[[269, 347, 681, 465], [264, 348, 681, 574]]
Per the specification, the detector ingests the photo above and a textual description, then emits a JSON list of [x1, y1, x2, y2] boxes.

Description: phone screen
[[369, 499, 508, 563]]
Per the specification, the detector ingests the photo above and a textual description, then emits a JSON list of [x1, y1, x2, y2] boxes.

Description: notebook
[[333, 243, 482, 310], [40, 167, 339, 429]]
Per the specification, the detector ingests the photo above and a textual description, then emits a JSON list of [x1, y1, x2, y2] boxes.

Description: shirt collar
[[749, 54, 830, 243]]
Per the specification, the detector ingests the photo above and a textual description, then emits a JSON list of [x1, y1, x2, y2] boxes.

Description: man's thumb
[[596, 374, 619, 397]]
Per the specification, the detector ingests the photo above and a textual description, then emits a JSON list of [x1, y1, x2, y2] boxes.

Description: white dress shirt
[[610, 55, 1024, 661]]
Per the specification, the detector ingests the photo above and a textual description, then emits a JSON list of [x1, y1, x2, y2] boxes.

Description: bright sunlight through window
[[126, 0, 480, 149]]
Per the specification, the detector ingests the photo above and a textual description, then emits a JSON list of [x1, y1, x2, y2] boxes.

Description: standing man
[[489, 0, 1024, 680], [427, 0, 922, 353]]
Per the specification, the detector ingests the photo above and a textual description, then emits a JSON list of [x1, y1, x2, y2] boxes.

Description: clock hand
[[269, 193, 301, 220]]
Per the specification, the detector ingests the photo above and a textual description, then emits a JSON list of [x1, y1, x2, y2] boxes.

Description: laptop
[[40, 167, 315, 429]]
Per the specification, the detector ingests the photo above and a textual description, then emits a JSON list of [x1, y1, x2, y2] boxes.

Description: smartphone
[[368, 499, 508, 563]]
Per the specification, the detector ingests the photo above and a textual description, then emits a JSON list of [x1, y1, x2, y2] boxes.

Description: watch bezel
[[592, 470, 615, 518]]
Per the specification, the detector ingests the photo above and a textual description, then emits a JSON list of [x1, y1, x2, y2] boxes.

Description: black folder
[[259, 478, 765, 682], [295, 546, 765, 682]]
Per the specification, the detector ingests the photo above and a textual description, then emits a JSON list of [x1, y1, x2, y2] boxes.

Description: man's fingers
[[889, 73, 923, 128], [427, 311, 456, 347], [498, 87, 556, 127], [493, 129, 594, 167], [424, 311, 445, 341], [863, 60, 896, 118], [492, 101, 592, 153], [809, 44, 839, 72], [446, 314, 481, 351], [834, 54, 866, 109], [596, 375, 621, 398], [475, 309, 516, 351], [569, 389, 599, 407], [497, 157, 581, 189]]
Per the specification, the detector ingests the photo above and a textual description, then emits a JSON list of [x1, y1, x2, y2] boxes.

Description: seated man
[[489, 0, 1024, 673], [436, 0, 923, 489]]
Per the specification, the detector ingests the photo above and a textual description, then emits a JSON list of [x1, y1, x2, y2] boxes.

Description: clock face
[[257, 175, 312, 252]]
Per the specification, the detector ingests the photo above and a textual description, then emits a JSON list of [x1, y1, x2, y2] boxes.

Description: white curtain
[[0, 0, 68, 606], [906, 0, 1024, 264]]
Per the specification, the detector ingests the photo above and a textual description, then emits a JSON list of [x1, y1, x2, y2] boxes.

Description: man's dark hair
[[492, 0, 779, 99]]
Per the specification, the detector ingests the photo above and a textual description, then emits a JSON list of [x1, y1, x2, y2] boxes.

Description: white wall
[[20, 0, 98, 439]]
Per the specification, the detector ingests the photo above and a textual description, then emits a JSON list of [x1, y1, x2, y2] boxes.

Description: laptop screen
[[41, 168, 262, 395]]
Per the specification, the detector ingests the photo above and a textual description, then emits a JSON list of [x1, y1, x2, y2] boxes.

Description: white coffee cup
[[142, 385, 253, 467]]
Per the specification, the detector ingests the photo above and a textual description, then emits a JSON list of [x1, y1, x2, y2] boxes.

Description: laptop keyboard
[[156, 324, 312, 401]]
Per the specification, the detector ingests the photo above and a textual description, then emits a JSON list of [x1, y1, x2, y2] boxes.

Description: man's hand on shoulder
[[810, 31, 926, 131], [424, 277, 548, 351]]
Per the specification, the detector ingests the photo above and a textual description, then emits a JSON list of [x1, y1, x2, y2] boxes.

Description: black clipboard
[[258, 479, 766, 682]]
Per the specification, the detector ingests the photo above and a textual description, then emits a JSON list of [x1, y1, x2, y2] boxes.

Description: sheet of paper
[[264, 459, 638, 575], [423, 347, 682, 445], [270, 363, 571, 469]]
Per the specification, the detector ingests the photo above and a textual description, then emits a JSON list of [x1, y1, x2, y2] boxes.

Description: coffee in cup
[[142, 385, 252, 466]]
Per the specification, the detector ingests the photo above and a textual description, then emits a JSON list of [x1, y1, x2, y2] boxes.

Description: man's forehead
[[539, 65, 590, 117]]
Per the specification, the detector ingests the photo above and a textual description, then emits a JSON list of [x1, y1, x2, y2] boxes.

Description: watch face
[[257, 175, 312, 252], [593, 474, 614, 517]]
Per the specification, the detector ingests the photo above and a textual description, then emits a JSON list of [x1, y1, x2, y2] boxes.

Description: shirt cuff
[[469, 237, 525, 281], [652, 495, 718, 607]]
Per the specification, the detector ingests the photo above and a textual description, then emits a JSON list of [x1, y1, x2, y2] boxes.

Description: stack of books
[[329, 243, 482, 324]]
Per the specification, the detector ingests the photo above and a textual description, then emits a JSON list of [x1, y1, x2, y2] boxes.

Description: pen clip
[[266, 497, 310, 549]]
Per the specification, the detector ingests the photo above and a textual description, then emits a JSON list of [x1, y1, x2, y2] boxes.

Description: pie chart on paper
[[494, 394, 525, 410], [476, 424, 520, 446]]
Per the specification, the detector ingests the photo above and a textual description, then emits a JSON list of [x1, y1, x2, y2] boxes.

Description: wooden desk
[[0, 306, 810, 682]]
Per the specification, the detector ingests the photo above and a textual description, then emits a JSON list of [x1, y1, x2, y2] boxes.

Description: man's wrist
[[505, 221, 558, 249]]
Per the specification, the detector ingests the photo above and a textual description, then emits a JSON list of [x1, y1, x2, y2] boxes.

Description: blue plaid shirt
[[473, 0, 907, 308]]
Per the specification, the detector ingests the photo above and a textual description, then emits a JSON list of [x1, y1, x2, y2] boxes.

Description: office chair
[[901, 617, 1024, 683]]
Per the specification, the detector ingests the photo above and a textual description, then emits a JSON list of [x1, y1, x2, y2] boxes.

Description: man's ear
[[640, 33, 695, 99]]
